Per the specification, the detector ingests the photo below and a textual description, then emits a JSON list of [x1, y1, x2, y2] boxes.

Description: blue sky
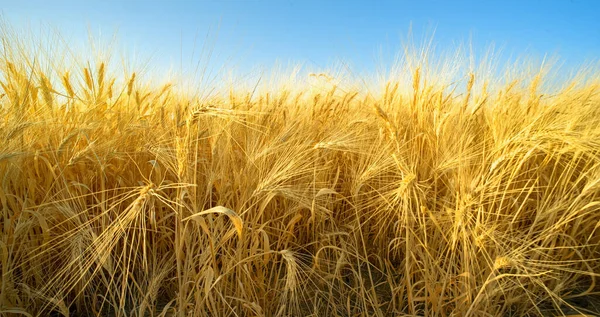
[[2, 0, 599, 76]]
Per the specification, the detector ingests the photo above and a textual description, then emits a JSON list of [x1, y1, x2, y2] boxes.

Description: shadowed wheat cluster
[[1, 26, 600, 317]]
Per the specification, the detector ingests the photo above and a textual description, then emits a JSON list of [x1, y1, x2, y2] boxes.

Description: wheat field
[[1, 24, 600, 317]]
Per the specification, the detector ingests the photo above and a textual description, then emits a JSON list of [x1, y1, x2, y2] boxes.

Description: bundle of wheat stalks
[[1, 26, 599, 317]]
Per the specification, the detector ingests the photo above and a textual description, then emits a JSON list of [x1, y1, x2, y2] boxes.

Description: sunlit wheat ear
[[106, 78, 115, 99], [279, 250, 299, 292], [97, 63, 105, 86], [127, 72, 136, 96], [95, 63, 105, 98], [83, 67, 93, 91], [492, 256, 513, 271], [61, 71, 75, 98], [39, 73, 53, 109], [6, 122, 35, 140], [183, 206, 244, 239]]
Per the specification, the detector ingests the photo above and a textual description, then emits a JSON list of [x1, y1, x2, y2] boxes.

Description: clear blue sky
[[1, 0, 599, 76]]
